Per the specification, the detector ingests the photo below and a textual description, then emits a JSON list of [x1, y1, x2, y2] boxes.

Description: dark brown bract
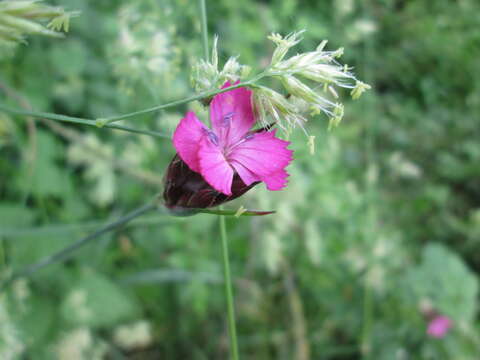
[[163, 155, 259, 216]]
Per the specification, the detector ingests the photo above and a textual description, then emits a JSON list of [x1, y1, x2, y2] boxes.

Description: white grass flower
[[191, 35, 250, 94], [0, 296, 24, 359], [113, 321, 153, 350], [255, 32, 370, 133], [0, 1, 79, 55], [190, 30, 370, 136], [268, 30, 305, 66], [110, 2, 180, 89], [351, 80, 372, 100], [55, 328, 93, 360], [253, 85, 306, 132]]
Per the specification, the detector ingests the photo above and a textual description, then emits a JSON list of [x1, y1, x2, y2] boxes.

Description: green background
[[1, 0, 479, 358]]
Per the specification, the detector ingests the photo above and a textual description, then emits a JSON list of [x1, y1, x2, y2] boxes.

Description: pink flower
[[427, 315, 452, 338], [173, 82, 293, 196]]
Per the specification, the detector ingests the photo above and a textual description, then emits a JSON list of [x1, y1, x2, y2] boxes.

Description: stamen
[[222, 112, 235, 126], [203, 128, 219, 145], [208, 132, 219, 145]]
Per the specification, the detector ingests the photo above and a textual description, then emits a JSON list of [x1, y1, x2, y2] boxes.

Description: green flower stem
[[0, 238, 5, 269], [0, 103, 170, 139], [0, 214, 183, 238], [361, 275, 373, 357], [198, 208, 275, 216], [196, 4, 240, 357], [199, 0, 209, 62], [219, 208, 240, 360], [101, 78, 259, 125], [0, 201, 157, 290], [360, 1, 376, 357], [0, 77, 264, 132]]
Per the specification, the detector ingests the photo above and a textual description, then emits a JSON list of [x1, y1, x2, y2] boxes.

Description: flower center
[[225, 132, 255, 158]]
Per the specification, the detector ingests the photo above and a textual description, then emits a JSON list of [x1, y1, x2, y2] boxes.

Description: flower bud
[[163, 155, 259, 216]]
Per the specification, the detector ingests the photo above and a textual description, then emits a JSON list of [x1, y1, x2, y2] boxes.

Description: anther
[[203, 128, 219, 145], [222, 112, 235, 126]]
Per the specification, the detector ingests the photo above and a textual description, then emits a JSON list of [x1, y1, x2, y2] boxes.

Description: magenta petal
[[198, 137, 234, 195], [210, 82, 255, 146], [263, 169, 290, 191], [229, 129, 293, 191], [172, 111, 206, 172], [230, 160, 261, 186], [427, 316, 452, 338]]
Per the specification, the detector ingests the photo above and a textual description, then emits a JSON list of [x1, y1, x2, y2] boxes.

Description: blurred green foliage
[[1, 0, 479, 359]]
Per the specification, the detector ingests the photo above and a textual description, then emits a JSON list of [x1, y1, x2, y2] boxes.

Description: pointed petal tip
[[263, 169, 291, 191]]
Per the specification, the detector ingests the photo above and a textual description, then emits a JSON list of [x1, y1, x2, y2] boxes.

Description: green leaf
[[18, 130, 69, 197], [61, 269, 140, 328], [11, 295, 56, 351], [0, 204, 35, 227], [8, 233, 71, 271], [406, 244, 478, 323]]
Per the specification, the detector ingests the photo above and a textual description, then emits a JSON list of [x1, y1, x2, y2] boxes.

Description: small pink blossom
[[427, 315, 452, 338], [173, 82, 293, 196]]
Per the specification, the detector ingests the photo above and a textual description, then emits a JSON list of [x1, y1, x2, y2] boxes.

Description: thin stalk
[[0, 78, 262, 129], [197, 4, 240, 357], [360, 0, 376, 357], [219, 209, 239, 360], [102, 79, 258, 124], [197, 7, 240, 356], [0, 238, 5, 269], [361, 274, 373, 356], [0, 201, 157, 289], [0, 214, 182, 238], [198, 208, 275, 216], [199, 0, 209, 62], [0, 103, 170, 139]]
